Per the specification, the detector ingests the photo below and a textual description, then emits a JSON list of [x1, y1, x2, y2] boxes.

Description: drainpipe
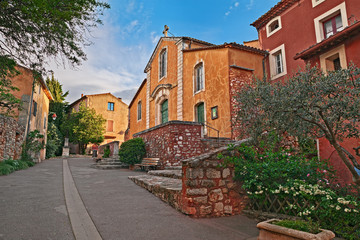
[[262, 53, 269, 81]]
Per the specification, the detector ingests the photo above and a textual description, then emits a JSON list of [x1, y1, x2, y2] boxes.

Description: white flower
[[336, 206, 341, 210], [344, 208, 351, 212]]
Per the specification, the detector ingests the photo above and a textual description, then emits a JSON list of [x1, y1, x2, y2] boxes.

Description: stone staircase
[[201, 137, 236, 151], [91, 158, 128, 170], [128, 169, 182, 210]]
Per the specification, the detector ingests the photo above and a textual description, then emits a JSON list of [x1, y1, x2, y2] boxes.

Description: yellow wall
[[128, 83, 147, 139]]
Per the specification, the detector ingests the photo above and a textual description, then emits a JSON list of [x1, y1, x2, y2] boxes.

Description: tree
[[46, 74, 69, 103], [235, 65, 360, 185], [0, 56, 21, 115], [62, 103, 105, 154], [0, 0, 110, 72]]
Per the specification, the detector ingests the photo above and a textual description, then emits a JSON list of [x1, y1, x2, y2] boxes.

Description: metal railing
[[202, 121, 220, 141]]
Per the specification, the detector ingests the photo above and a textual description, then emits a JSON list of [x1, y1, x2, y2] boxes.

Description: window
[[323, 15, 343, 39], [160, 99, 168, 124], [314, 2, 347, 43], [159, 49, 167, 79], [44, 116, 47, 129], [269, 44, 287, 80], [196, 103, 205, 123], [194, 63, 204, 93], [108, 102, 114, 111], [319, 45, 347, 72], [266, 16, 282, 37], [137, 101, 142, 121], [33, 101, 37, 116], [107, 120, 114, 132], [312, 0, 326, 8]]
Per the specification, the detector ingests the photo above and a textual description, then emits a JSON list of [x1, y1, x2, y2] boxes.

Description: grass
[[273, 219, 321, 234]]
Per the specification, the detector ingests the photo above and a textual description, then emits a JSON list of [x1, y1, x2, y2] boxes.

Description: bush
[[274, 219, 320, 234], [103, 146, 110, 158], [0, 162, 14, 175], [119, 138, 146, 165]]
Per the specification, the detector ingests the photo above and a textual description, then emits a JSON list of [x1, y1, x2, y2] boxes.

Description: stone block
[[224, 205, 233, 214], [200, 205, 212, 215], [185, 180, 198, 187], [193, 196, 208, 204], [214, 202, 224, 213], [186, 188, 207, 196], [186, 168, 204, 179], [206, 169, 221, 179], [222, 168, 231, 178], [209, 189, 224, 202], [200, 180, 215, 188]]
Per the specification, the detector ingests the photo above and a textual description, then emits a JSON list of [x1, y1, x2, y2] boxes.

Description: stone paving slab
[[147, 169, 182, 179]]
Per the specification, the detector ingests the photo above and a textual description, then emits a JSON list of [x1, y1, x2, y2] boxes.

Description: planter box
[[257, 219, 335, 240]]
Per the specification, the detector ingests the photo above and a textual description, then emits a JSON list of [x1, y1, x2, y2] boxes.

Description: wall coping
[[182, 137, 251, 167], [133, 121, 203, 137], [99, 141, 119, 148]]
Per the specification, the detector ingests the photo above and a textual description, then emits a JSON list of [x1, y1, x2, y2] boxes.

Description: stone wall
[[0, 115, 25, 160], [134, 121, 204, 167], [99, 141, 120, 157], [180, 138, 250, 218]]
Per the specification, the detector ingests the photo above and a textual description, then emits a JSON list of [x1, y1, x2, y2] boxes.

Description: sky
[[52, 0, 280, 104]]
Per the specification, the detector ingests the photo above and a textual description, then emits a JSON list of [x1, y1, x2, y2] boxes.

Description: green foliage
[[21, 130, 44, 162], [62, 103, 105, 153], [46, 74, 69, 103], [274, 219, 320, 234], [235, 65, 360, 184], [0, 161, 14, 175], [0, 158, 35, 175], [0, 0, 110, 72], [46, 122, 63, 158], [0, 56, 21, 115], [119, 138, 146, 165], [103, 146, 110, 158]]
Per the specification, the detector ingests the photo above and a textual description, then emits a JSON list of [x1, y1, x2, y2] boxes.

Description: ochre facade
[[69, 93, 128, 152], [127, 37, 266, 140]]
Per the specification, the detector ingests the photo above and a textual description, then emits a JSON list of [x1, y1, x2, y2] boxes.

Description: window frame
[[107, 120, 114, 132], [313, 2, 347, 43], [137, 101, 142, 121], [319, 44, 347, 73], [108, 102, 114, 111], [269, 44, 287, 80], [160, 99, 168, 124], [194, 62, 205, 94], [312, 0, 326, 8], [323, 14, 343, 39], [159, 48, 167, 80], [195, 102, 205, 123], [266, 16, 282, 38]]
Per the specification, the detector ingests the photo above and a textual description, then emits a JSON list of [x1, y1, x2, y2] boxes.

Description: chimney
[[81, 94, 84, 97]]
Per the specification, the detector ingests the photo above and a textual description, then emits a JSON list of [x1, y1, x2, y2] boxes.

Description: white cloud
[[235, 2, 239, 7], [150, 31, 161, 45], [246, 0, 254, 10], [225, 1, 240, 16]]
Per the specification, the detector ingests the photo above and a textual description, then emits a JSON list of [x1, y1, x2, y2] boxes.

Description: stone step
[[147, 169, 182, 179], [96, 161, 123, 165], [164, 166, 182, 170], [91, 163, 128, 170], [128, 175, 182, 210]]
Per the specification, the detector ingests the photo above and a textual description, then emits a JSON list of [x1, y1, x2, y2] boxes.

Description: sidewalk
[[0, 157, 259, 240]]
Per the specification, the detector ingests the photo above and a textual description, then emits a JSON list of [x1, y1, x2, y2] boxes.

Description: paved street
[[0, 157, 259, 240]]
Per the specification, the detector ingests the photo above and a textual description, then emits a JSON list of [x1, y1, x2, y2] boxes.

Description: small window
[[159, 49, 167, 79], [107, 120, 114, 132], [323, 15, 343, 39], [137, 101, 142, 121], [275, 52, 284, 75], [269, 20, 279, 32], [266, 16, 282, 37], [44, 116, 47, 129], [33, 101, 37, 116], [108, 102, 114, 111], [161, 99, 168, 124], [194, 63, 204, 93], [269, 44, 287, 80]]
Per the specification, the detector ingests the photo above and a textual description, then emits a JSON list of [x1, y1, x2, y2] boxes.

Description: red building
[[252, 0, 360, 184]]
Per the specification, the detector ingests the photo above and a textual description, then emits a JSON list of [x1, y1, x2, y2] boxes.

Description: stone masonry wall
[[134, 121, 204, 167], [180, 138, 250, 218], [0, 115, 25, 160], [99, 141, 120, 157]]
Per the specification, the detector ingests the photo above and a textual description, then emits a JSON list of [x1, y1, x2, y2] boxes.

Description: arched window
[[159, 49, 167, 79], [161, 99, 168, 124], [195, 102, 205, 123], [137, 101, 142, 121], [194, 63, 204, 93]]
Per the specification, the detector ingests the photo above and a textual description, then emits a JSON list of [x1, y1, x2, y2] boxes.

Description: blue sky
[[54, 0, 279, 104]]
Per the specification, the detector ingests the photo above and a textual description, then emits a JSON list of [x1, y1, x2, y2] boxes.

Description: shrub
[[0, 162, 14, 175], [119, 138, 146, 165], [274, 219, 320, 234], [103, 146, 110, 158]]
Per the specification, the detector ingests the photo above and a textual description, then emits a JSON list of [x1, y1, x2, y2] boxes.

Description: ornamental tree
[[62, 103, 105, 154], [235, 65, 360, 185]]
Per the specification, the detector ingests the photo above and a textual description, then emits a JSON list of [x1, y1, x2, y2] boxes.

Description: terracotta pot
[[257, 219, 335, 240]]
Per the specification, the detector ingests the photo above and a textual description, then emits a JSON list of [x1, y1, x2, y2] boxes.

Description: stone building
[[68, 93, 128, 154], [126, 34, 267, 167], [0, 65, 53, 161], [251, 0, 360, 184]]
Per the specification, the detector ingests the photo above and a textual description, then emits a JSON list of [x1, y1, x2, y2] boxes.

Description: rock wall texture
[[0, 115, 25, 160], [180, 138, 250, 218]]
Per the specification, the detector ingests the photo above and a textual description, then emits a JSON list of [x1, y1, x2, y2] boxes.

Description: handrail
[[202, 121, 220, 141]]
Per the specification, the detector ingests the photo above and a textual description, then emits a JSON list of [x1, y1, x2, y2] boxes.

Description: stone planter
[[257, 219, 335, 240]]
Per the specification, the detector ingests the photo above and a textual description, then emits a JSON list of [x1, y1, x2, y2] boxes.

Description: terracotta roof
[[69, 92, 127, 108], [183, 42, 268, 56], [251, 0, 299, 29], [294, 21, 360, 60], [128, 79, 147, 108], [144, 36, 214, 72]]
